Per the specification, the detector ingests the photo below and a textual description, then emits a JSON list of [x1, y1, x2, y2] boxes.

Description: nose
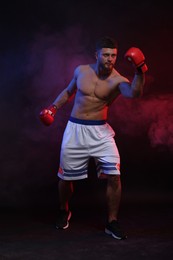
[[108, 55, 113, 61]]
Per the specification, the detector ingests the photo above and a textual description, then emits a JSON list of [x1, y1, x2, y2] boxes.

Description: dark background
[[0, 0, 173, 210]]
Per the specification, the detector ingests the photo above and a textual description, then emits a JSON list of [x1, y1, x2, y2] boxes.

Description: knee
[[107, 175, 121, 188]]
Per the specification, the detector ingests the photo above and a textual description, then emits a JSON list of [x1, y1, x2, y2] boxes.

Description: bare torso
[[71, 64, 129, 120]]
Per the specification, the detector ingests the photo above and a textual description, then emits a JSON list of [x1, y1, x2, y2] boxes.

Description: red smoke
[[109, 93, 173, 152]]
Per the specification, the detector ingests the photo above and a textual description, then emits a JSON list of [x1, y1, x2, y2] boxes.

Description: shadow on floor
[[0, 190, 173, 260]]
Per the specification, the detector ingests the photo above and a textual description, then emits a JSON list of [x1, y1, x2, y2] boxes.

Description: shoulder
[[74, 64, 91, 76], [112, 69, 129, 84]]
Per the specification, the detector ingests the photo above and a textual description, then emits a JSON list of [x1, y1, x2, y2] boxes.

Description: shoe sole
[[56, 211, 72, 230], [105, 228, 127, 240]]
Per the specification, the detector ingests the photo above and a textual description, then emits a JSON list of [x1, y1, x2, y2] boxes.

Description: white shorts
[[58, 117, 120, 180]]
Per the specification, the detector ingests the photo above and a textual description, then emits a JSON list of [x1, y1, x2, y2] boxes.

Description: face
[[96, 48, 118, 72]]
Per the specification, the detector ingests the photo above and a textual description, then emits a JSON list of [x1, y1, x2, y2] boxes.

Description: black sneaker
[[105, 220, 127, 240], [56, 209, 72, 229]]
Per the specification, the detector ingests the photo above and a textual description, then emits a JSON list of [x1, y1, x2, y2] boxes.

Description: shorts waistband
[[69, 116, 106, 125]]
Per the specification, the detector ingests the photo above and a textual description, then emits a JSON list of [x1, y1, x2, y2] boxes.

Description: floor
[[0, 184, 173, 260]]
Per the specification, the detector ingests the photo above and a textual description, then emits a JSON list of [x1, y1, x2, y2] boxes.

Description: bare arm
[[39, 68, 78, 126], [52, 74, 77, 109], [118, 73, 145, 98], [119, 46, 148, 98]]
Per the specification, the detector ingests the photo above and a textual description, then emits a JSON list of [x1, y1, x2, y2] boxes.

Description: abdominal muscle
[[70, 92, 109, 121]]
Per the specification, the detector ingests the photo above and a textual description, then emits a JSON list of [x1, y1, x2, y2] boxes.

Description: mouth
[[105, 63, 113, 67]]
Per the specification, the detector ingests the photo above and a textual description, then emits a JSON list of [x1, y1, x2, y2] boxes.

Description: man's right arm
[[39, 69, 78, 126], [52, 78, 77, 109]]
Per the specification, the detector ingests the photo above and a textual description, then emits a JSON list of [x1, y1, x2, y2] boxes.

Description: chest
[[76, 71, 116, 100]]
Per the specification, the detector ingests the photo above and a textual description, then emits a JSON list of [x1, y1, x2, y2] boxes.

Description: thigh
[[95, 139, 121, 178], [58, 121, 90, 180]]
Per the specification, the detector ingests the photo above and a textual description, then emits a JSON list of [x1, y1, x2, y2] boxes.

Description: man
[[40, 36, 148, 240]]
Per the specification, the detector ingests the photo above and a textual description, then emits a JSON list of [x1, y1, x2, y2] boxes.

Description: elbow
[[67, 89, 76, 102]]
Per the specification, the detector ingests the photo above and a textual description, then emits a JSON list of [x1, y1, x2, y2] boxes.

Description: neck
[[95, 64, 112, 79]]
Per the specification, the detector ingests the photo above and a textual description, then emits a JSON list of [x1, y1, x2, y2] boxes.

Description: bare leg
[[106, 175, 122, 222], [58, 179, 73, 211]]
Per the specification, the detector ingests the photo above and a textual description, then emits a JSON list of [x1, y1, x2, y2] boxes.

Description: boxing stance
[[40, 36, 148, 239]]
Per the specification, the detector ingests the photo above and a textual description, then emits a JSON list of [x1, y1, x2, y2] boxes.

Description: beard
[[102, 62, 114, 74], [105, 62, 114, 69]]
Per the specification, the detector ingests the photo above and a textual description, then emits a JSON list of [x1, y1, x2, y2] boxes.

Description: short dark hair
[[95, 36, 118, 51]]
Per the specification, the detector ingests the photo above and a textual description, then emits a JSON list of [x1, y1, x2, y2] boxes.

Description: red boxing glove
[[124, 47, 148, 74], [39, 104, 57, 126]]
